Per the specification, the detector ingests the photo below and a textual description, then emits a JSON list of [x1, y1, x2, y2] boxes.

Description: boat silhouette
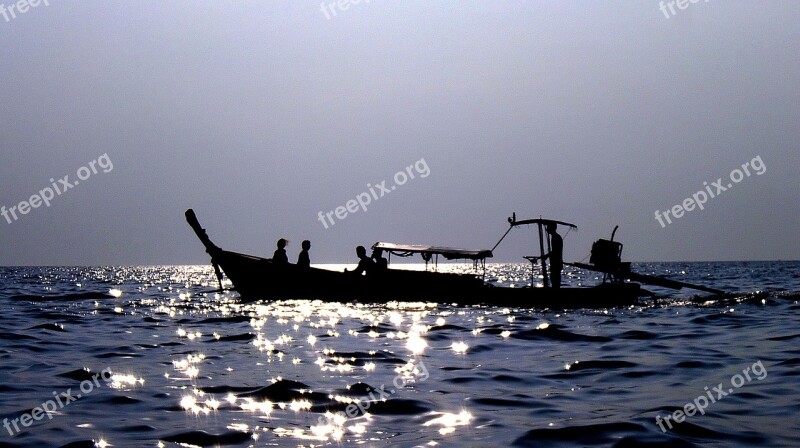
[[185, 209, 722, 308]]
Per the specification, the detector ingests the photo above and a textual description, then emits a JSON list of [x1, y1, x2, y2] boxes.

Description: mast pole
[[538, 222, 549, 288]]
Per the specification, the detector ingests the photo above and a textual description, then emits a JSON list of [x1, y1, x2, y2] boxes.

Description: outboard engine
[[589, 226, 630, 283]]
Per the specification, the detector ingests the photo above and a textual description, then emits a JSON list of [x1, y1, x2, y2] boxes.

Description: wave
[[11, 291, 115, 302], [160, 430, 252, 446]]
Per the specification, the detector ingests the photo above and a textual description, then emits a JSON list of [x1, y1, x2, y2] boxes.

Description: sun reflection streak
[[108, 373, 144, 389], [239, 397, 274, 415], [289, 399, 312, 412], [424, 410, 473, 435], [171, 353, 205, 380], [226, 393, 237, 405], [306, 411, 350, 442], [401, 322, 430, 355], [451, 341, 469, 354], [152, 294, 468, 444], [389, 312, 404, 326], [177, 386, 226, 416]]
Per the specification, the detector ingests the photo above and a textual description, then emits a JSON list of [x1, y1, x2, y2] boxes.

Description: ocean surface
[[0, 262, 799, 448]]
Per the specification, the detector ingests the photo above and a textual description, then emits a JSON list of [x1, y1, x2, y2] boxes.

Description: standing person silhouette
[[543, 223, 563, 288], [273, 238, 289, 264], [297, 240, 311, 269]]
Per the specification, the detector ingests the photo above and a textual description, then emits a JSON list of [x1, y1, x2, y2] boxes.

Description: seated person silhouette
[[346, 245, 375, 275], [273, 238, 289, 264], [297, 240, 311, 269], [372, 248, 388, 271]]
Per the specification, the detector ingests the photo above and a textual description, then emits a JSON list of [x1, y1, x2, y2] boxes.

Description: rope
[[491, 225, 514, 252]]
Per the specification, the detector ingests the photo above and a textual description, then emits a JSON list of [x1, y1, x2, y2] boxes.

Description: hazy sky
[[0, 1, 797, 265]]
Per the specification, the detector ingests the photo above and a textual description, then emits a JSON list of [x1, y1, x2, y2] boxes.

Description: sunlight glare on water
[[0, 264, 798, 447]]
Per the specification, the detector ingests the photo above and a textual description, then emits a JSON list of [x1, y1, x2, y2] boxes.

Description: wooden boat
[[185, 209, 722, 309]]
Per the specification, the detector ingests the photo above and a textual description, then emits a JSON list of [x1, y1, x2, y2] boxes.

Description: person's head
[[356, 246, 367, 258], [302, 240, 311, 251], [277, 238, 287, 249], [372, 248, 383, 258], [546, 223, 557, 233]]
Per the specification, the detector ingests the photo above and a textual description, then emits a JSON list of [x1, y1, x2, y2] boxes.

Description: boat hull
[[211, 249, 645, 309]]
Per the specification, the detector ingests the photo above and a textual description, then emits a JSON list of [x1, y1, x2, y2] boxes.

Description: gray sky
[[0, 1, 797, 265]]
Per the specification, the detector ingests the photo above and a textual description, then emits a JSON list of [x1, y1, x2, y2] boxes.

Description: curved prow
[[185, 209, 222, 256]]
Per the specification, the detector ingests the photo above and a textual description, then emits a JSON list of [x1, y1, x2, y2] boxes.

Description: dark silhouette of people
[[372, 248, 388, 271], [349, 245, 375, 275], [297, 240, 311, 269], [543, 223, 563, 288], [273, 238, 289, 264]]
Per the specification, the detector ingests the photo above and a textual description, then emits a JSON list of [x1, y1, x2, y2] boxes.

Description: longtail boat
[[185, 209, 723, 308]]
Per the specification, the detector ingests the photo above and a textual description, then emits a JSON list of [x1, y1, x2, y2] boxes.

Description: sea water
[[0, 262, 798, 447]]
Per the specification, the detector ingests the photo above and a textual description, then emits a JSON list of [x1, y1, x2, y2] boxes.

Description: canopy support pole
[[538, 223, 550, 288]]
